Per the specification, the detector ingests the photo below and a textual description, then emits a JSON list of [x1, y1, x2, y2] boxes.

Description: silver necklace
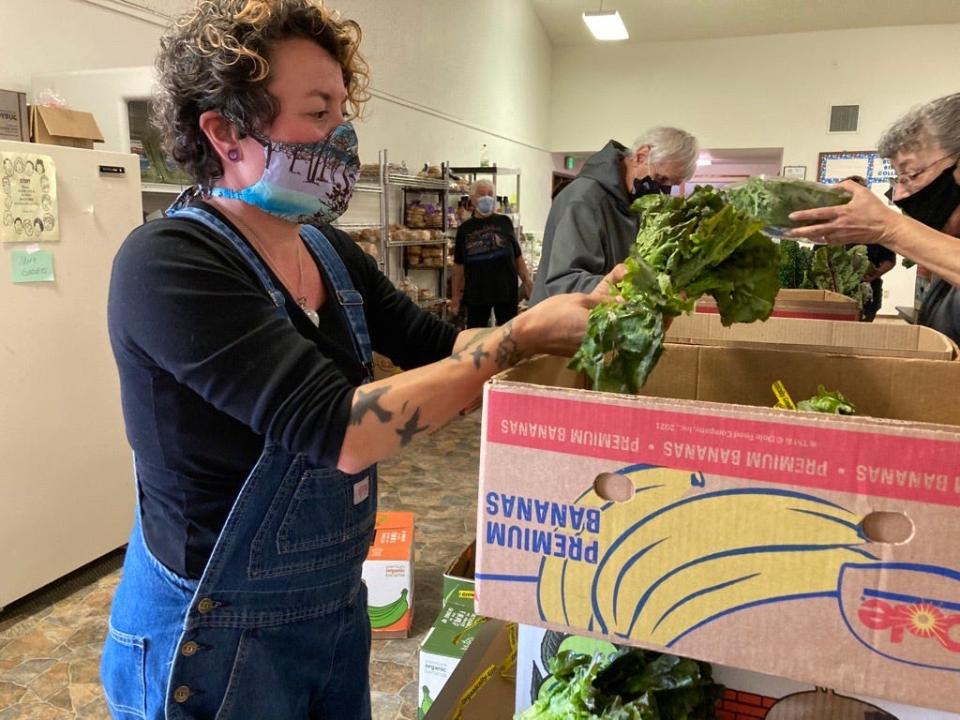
[[224, 208, 320, 326]]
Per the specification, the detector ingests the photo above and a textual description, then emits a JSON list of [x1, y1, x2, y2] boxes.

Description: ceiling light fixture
[[583, 2, 629, 42], [697, 156, 713, 166]]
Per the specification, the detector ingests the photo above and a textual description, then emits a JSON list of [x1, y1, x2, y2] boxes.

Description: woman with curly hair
[[101, 1, 619, 718]]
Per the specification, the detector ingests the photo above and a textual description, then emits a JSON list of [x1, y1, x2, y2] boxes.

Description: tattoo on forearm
[[495, 324, 524, 369], [350, 386, 394, 425], [470, 344, 490, 370], [396, 407, 430, 446], [464, 327, 496, 349]]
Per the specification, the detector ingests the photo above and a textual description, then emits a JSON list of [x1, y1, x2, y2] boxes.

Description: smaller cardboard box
[[419, 591, 489, 717], [0, 90, 29, 142], [697, 288, 860, 321], [373, 352, 403, 381], [515, 625, 960, 720], [30, 106, 104, 149], [667, 312, 957, 360], [362, 511, 414, 638], [442, 541, 476, 603], [424, 620, 517, 720]]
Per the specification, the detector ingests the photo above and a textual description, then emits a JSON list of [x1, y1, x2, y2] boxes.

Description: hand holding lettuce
[[569, 186, 779, 393]]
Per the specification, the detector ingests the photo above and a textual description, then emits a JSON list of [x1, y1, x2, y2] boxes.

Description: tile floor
[[0, 412, 482, 720]]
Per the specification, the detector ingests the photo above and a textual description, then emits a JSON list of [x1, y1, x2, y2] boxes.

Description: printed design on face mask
[[463, 227, 512, 264], [213, 123, 360, 224]]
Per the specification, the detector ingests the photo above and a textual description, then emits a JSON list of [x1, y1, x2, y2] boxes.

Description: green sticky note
[[11, 249, 55, 283]]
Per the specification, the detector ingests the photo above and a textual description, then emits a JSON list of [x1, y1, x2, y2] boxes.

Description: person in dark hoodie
[[530, 127, 698, 303]]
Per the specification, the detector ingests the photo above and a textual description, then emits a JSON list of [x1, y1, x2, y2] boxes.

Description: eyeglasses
[[889, 152, 959, 187]]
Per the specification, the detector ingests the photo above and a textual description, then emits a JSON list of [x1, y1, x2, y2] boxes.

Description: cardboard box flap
[[667, 314, 957, 360], [33, 106, 104, 142]]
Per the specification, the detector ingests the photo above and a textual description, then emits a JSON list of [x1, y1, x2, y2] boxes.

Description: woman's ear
[[199, 110, 243, 165]]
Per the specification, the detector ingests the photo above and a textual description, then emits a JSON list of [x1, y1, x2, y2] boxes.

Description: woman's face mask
[[474, 195, 496, 216], [889, 159, 960, 231], [212, 122, 360, 224]]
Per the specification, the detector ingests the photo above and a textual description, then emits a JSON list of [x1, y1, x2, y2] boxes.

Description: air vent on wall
[[829, 104, 860, 133]]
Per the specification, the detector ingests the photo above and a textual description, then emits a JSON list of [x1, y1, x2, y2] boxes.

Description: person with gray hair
[[530, 126, 698, 304], [452, 178, 533, 327], [790, 92, 960, 342]]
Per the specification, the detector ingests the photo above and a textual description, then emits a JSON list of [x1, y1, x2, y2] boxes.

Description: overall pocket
[[249, 463, 376, 579], [101, 623, 147, 719]]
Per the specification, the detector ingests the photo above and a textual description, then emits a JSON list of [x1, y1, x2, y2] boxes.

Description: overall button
[[197, 598, 215, 614], [173, 686, 192, 703], [181, 641, 199, 657]]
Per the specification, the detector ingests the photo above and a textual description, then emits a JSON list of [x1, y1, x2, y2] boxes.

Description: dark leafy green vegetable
[[809, 244, 874, 309], [570, 187, 779, 393], [777, 241, 876, 309], [724, 177, 851, 229], [517, 649, 723, 720], [796, 385, 857, 415]]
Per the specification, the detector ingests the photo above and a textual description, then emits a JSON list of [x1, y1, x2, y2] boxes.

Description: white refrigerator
[[0, 140, 142, 609]]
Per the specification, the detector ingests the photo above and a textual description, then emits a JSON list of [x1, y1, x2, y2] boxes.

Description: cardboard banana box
[[475, 347, 960, 713]]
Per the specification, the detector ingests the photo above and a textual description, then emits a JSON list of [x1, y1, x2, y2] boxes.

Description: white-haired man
[[452, 179, 533, 327], [530, 127, 698, 303]]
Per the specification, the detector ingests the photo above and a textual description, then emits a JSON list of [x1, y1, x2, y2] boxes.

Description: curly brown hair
[[153, 0, 370, 187]]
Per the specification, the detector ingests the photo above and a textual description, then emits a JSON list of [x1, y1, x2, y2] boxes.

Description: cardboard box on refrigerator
[[475, 344, 960, 713], [30, 106, 104, 149], [697, 288, 860, 321], [515, 625, 960, 720], [362, 511, 414, 638], [0, 90, 29, 142]]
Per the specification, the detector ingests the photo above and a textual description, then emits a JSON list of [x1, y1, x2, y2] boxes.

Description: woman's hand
[[512, 264, 627, 358], [786, 181, 905, 247]]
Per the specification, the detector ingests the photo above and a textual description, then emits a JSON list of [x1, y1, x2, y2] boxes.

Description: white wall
[[0, 0, 162, 94], [336, 0, 555, 233], [550, 24, 960, 167]]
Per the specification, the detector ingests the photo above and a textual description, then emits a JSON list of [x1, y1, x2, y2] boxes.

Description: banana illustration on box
[[536, 464, 880, 646], [368, 588, 409, 629]]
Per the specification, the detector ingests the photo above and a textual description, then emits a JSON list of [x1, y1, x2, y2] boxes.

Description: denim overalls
[[102, 205, 376, 720]]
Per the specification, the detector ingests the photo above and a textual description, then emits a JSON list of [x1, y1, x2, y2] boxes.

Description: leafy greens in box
[[778, 239, 876, 309], [517, 649, 723, 720], [570, 187, 779, 394]]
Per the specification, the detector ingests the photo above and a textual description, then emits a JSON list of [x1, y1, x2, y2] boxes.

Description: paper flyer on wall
[[1, 152, 59, 243]]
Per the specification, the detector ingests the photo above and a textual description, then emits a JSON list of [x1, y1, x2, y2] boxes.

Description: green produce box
[[442, 541, 475, 604], [418, 591, 488, 719]]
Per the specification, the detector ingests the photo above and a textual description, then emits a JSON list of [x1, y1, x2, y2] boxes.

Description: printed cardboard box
[[442, 541, 476, 603], [697, 288, 860, 321], [362, 511, 414, 638], [0, 90, 29, 142], [424, 620, 516, 720], [418, 591, 490, 718], [515, 625, 960, 720], [475, 348, 960, 713], [668, 312, 957, 360]]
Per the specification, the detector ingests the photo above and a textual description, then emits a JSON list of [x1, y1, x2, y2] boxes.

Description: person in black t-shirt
[[452, 179, 533, 327]]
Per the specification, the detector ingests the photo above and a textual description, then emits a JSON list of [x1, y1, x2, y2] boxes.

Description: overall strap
[[299, 223, 374, 382], [166, 205, 286, 309]]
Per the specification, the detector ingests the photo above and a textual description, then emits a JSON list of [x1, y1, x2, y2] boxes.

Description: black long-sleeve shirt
[[108, 201, 456, 578]]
